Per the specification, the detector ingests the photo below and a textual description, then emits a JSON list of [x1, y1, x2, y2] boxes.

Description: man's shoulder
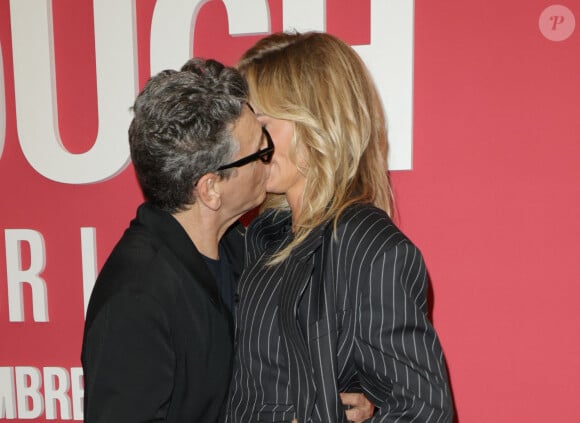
[[86, 224, 177, 315], [102, 223, 165, 278]]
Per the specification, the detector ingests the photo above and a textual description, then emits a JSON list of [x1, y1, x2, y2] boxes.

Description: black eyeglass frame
[[217, 127, 274, 171]]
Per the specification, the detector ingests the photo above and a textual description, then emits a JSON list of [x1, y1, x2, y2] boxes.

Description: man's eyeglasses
[[217, 127, 274, 171]]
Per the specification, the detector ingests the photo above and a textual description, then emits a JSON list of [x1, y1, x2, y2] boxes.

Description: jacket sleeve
[[81, 289, 174, 423], [343, 224, 454, 422]]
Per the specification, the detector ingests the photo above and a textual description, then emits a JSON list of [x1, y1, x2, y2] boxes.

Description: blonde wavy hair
[[238, 31, 394, 262]]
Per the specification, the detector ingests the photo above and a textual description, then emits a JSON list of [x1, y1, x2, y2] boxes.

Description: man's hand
[[340, 392, 375, 422]]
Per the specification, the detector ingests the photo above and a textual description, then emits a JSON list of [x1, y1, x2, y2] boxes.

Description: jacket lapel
[[277, 222, 329, 423]]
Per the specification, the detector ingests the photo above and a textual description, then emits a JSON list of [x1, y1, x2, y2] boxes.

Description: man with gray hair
[[81, 58, 272, 422]]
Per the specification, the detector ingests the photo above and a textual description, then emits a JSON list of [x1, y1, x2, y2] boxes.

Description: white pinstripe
[[225, 205, 453, 422]]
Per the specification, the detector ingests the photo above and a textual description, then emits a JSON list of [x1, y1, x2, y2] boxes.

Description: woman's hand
[[340, 392, 375, 422]]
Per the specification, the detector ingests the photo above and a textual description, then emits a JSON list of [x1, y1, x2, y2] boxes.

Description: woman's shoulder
[[335, 203, 411, 250], [336, 203, 394, 232], [245, 208, 292, 260], [247, 208, 291, 235]]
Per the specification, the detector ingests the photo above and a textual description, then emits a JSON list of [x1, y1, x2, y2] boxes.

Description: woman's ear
[[195, 173, 222, 211]]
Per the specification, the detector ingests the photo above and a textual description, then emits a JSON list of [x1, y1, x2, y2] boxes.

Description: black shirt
[[203, 242, 237, 313]]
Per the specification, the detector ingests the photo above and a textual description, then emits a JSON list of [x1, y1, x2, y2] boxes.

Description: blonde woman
[[225, 32, 454, 422]]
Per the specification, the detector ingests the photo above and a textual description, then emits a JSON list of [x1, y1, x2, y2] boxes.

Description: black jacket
[[238, 204, 453, 422], [81, 203, 244, 422]]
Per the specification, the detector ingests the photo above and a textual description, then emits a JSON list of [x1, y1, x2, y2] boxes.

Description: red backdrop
[[1, 1, 579, 421]]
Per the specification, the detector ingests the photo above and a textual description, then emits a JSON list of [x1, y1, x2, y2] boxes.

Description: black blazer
[[247, 204, 454, 422], [81, 203, 244, 423]]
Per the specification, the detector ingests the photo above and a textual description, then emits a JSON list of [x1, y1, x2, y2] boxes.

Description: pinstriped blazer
[[242, 203, 454, 422]]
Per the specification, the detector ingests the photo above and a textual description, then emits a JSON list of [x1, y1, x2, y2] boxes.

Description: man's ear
[[195, 173, 222, 211]]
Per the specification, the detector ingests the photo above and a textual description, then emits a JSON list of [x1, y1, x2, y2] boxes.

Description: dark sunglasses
[[217, 127, 274, 171]]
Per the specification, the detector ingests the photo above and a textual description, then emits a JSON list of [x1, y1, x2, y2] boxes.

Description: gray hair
[[128, 58, 248, 212]]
